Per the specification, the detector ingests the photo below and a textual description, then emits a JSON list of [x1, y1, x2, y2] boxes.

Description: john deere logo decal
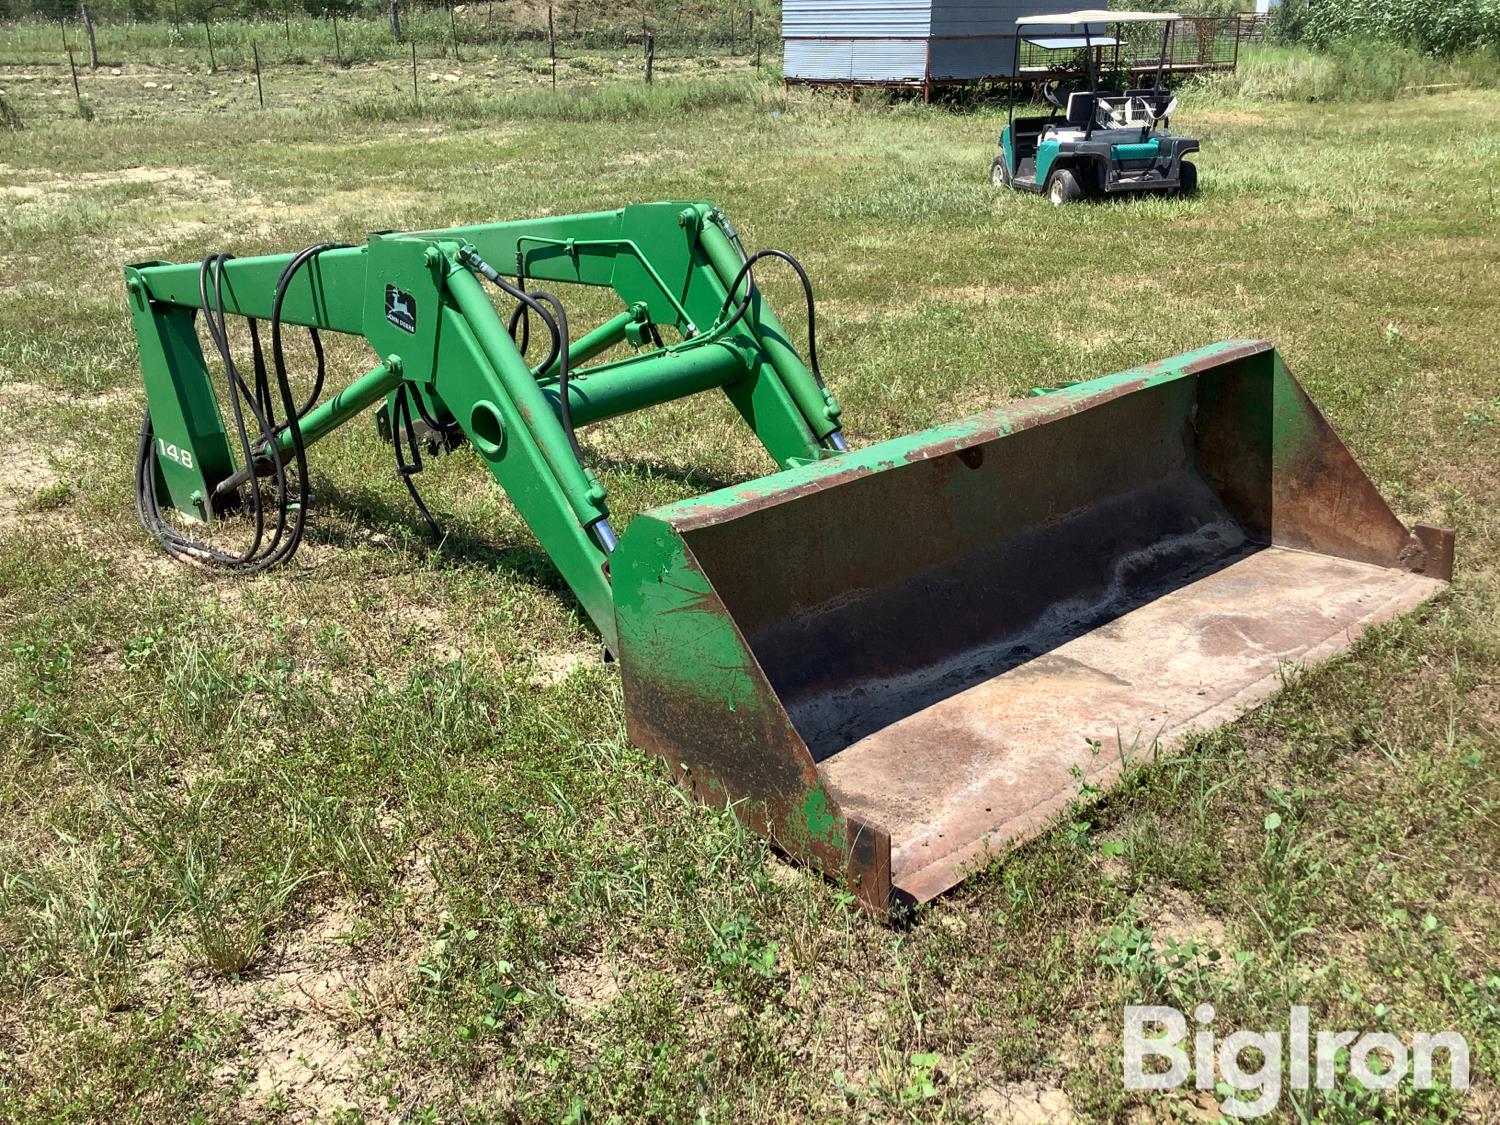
[[385, 285, 417, 333]]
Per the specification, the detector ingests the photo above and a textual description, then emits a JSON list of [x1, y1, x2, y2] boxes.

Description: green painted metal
[[442, 262, 612, 531], [544, 342, 751, 428], [124, 202, 843, 647], [1035, 137, 1061, 186], [126, 269, 236, 521], [535, 303, 647, 380], [698, 213, 843, 444], [283, 361, 402, 452], [125, 210, 1451, 912]]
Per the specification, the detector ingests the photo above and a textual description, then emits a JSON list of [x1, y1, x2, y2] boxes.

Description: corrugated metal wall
[[783, 0, 1062, 83], [782, 0, 932, 38], [927, 37, 1015, 79], [930, 0, 1040, 36], [784, 38, 931, 82]]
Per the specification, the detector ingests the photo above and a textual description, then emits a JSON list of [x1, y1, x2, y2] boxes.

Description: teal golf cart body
[[992, 10, 1200, 203]]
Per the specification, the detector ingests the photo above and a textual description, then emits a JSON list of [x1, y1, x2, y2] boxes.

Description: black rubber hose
[[408, 385, 462, 437], [391, 382, 442, 541], [505, 279, 560, 376], [203, 252, 273, 563], [135, 244, 340, 572], [259, 243, 340, 568], [269, 241, 345, 423], [714, 247, 830, 391], [528, 289, 581, 461], [461, 250, 583, 464]]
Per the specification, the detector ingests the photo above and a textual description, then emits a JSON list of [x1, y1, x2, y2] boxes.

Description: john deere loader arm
[[125, 202, 843, 650], [127, 203, 1455, 913]]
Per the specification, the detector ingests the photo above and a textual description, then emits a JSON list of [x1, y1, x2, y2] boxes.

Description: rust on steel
[[612, 341, 1455, 911]]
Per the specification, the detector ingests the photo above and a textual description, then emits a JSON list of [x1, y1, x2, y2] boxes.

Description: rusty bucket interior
[[612, 340, 1454, 911]]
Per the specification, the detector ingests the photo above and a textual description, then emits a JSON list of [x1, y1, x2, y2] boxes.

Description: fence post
[[332, 12, 341, 65], [412, 38, 418, 104], [389, 0, 402, 42], [79, 3, 99, 69], [547, 4, 556, 89], [203, 17, 216, 72], [448, 0, 460, 61], [67, 47, 81, 97], [253, 40, 264, 107], [644, 32, 653, 84]]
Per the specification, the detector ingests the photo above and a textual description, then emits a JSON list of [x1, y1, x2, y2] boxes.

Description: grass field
[[0, 57, 1498, 1122]]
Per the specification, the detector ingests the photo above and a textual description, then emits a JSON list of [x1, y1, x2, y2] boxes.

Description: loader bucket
[[611, 340, 1454, 911]]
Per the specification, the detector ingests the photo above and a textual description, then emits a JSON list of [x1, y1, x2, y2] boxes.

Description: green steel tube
[[444, 264, 608, 527], [131, 248, 368, 333], [697, 217, 841, 441], [278, 360, 402, 453], [536, 304, 644, 380], [544, 342, 749, 428], [215, 360, 401, 495]]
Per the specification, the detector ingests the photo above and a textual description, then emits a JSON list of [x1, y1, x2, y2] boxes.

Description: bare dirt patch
[[200, 898, 416, 1122], [554, 954, 624, 1012], [0, 437, 71, 530], [0, 162, 238, 203], [530, 648, 598, 686], [974, 1079, 1076, 1123], [1195, 109, 1272, 128], [1140, 885, 1228, 950]]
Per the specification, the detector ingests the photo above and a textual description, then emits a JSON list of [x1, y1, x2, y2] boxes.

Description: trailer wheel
[[1178, 160, 1198, 196], [1047, 168, 1084, 205], [990, 157, 1011, 187]]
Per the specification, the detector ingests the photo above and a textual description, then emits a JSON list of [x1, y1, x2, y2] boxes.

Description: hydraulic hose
[[135, 244, 342, 571], [458, 247, 615, 551], [708, 240, 849, 452]]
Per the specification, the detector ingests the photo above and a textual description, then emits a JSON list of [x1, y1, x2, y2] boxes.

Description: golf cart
[[992, 10, 1199, 203]]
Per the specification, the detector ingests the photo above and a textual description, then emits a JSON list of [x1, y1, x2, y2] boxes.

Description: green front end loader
[[126, 202, 1454, 911]]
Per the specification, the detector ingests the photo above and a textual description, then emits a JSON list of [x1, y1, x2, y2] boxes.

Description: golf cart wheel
[[1047, 168, 1084, 205], [1178, 160, 1199, 196], [990, 156, 1011, 187]]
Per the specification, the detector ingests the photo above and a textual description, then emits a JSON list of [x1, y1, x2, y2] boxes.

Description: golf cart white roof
[[1016, 10, 1182, 26]]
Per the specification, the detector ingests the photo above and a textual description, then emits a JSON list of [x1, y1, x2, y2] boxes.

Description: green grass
[[0, 62, 1497, 1122]]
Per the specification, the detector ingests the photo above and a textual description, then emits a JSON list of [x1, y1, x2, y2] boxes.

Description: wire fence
[[0, 5, 778, 123], [1016, 16, 1257, 79], [2, 0, 774, 58]]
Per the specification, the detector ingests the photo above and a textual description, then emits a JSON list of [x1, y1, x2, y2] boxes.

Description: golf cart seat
[[1064, 91, 1100, 128]]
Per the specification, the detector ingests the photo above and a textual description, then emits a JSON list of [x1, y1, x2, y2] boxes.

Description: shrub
[[1274, 0, 1500, 57]]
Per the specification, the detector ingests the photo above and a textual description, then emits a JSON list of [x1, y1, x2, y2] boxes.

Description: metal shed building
[[782, 0, 1066, 93]]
